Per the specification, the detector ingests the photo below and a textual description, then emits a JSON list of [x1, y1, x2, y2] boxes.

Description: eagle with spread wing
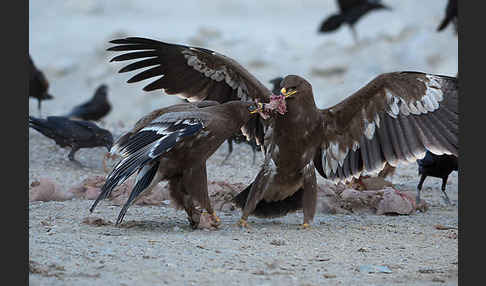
[[106, 37, 458, 228], [89, 100, 271, 229]]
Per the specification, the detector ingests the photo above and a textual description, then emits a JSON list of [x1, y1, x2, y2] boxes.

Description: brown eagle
[[89, 101, 271, 229], [106, 37, 458, 228]]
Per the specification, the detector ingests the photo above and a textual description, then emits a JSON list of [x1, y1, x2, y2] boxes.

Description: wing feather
[[107, 37, 271, 103], [90, 117, 203, 212], [314, 72, 458, 181]]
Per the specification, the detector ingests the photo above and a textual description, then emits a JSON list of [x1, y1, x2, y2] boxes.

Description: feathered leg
[[237, 159, 274, 228], [302, 162, 317, 228], [182, 163, 220, 226], [169, 173, 218, 230]]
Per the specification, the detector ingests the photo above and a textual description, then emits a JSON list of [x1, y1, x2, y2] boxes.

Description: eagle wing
[[107, 37, 272, 103], [314, 71, 458, 182], [90, 108, 205, 212]]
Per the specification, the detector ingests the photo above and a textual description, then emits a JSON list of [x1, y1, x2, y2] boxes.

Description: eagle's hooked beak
[[280, 87, 297, 98]]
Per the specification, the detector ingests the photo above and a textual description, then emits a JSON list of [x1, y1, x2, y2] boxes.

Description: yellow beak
[[281, 87, 297, 98]]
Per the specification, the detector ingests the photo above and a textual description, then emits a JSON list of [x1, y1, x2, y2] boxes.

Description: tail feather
[[116, 161, 160, 224], [29, 116, 55, 138], [233, 184, 304, 218], [89, 122, 197, 212]]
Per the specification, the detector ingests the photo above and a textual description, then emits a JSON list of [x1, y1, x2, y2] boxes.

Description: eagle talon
[[210, 212, 221, 224], [236, 218, 250, 228], [196, 212, 220, 230], [301, 223, 311, 229], [203, 211, 221, 225]]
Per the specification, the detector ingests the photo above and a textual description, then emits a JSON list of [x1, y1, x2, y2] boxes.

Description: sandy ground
[[29, 0, 458, 285]]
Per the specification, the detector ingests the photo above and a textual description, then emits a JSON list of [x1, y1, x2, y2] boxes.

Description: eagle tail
[[116, 160, 160, 225], [233, 184, 304, 218]]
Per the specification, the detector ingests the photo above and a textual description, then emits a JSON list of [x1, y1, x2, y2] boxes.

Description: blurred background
[[29, 0, 458, 125]]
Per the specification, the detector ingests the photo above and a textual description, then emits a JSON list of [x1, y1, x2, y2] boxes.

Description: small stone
[[358, 265, 392, 273], [270, 239, 286, 246]]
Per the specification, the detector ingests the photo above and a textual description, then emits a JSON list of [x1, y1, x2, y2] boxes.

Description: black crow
[[66, 84, 112, 121], [318, 0, 391, 43], [416, 150, 458, 205], [29, 55, 53, 116], [437, 0, 458, 33], [29, 116, 113, 162]]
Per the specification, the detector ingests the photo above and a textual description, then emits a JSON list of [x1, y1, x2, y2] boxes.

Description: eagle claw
[[236, 218, 250, 228], [300, 223, 311, 229], [195, 212, 220, 230]]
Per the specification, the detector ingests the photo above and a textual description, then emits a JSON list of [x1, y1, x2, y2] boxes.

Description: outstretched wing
[[107, 37, 271, 103], [89, 116, 204, 212], [314, 71, 458, 182]]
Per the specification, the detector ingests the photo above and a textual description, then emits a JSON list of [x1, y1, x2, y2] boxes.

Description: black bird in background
[[222, 133, 260, 165], [269, 77, 284, 95], [29, 116, 113, 162], [318, 0, 391, 43], [29, 55, 53, 116], [65, 84, 112, 121], [437, 0, 457, 33], [416, 150, 458, 205]]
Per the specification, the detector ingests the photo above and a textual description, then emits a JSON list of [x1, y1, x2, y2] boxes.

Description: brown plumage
[[235, 73, 457, 227], [89, 101, 270, 229], [29, 55, 53, 115], [221, 76, 285, 164], [269, 76, 397, 191], [106, 37, 458, 228], [107, 37, 271, 147]]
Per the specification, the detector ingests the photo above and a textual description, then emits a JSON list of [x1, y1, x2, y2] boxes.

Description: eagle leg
[[182, 164, 220, 228], [302, 162, 317, 228], [238, 160, 274, 228], [202, 211, 221, 224], [236, 218, 250, 229]]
